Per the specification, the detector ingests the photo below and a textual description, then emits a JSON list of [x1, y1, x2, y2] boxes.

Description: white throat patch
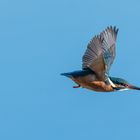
[[118, 88, 129, 91]]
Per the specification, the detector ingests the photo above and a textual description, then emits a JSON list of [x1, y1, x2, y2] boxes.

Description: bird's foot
[[73, 85, 81, 88]]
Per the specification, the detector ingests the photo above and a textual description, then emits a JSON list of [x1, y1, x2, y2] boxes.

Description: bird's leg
[[73, 85, 81, 88]]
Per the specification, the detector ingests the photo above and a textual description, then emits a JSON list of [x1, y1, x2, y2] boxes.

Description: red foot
[[73, 85, 80, 88]]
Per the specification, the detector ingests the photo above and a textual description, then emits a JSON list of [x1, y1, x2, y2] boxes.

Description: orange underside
[[72, 78, 114, 92]]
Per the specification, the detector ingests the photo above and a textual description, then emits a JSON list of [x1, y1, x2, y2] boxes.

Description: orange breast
[[72, 76, 114, 92], [71, 75, 113, 92], [89, 81, 114, 92]]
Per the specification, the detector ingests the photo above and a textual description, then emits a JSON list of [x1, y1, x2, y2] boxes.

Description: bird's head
[[109, 77, 140, 91]]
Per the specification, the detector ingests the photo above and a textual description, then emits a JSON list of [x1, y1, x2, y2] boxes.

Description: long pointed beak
[[127, 85, 140, 90]]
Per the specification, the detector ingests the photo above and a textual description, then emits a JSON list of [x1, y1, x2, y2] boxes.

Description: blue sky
[[1, 0, 140, 139]]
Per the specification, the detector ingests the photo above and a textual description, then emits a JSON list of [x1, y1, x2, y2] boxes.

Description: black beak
[[127, 85, 140, 90]]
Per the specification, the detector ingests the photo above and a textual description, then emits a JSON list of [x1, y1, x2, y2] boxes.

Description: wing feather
[[82, 26, 119, 79]]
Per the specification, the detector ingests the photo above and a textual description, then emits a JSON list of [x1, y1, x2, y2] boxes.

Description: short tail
[[61, 69, 92, 78], [60, 73, 72, 78]]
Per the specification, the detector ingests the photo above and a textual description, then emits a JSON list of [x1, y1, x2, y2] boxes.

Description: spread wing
[[82, 26, 119, 79]]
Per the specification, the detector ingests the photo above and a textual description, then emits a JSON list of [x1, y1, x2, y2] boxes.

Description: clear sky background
[[0, 0, 140, 140]]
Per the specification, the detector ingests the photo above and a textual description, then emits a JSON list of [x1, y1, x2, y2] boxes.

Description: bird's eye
[[126, 84, 129, 87], [123, 84, 129, 87]]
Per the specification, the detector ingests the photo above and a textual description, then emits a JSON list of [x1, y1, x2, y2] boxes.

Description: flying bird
[[61, 26, 140, 92]]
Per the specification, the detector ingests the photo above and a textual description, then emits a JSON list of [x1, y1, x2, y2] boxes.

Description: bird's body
[[61, 26, 140, 92], [62, 69, 114, 92]]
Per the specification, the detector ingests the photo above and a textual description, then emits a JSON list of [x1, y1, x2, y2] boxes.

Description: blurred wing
[[82, 26, 119, 79]]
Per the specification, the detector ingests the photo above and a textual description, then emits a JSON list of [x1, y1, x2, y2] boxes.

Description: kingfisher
[[61, 26, 140, 92]]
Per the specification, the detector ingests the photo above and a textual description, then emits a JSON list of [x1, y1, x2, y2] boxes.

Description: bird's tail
[[61, 69, 92, 78], [60, 72, 72, 78]]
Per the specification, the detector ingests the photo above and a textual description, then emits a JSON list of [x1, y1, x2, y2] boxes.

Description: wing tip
[[107, 25, 119, 34]]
